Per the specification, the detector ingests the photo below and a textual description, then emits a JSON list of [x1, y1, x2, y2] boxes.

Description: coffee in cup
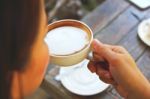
[[44, 19, 93, 66], [45, 26, 89, 55]]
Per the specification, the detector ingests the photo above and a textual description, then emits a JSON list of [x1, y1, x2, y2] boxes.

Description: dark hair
[[0, 0, 42, 98]]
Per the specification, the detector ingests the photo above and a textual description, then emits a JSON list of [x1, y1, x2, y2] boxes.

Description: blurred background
[[45, 0, 104, 23]]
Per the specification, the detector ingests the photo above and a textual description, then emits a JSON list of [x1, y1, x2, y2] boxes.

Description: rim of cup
[[47, 19, 93, 57]]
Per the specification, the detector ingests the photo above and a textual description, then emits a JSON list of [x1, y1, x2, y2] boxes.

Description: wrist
[[127, 79, 150, 99], [144, 83, 150, 99]]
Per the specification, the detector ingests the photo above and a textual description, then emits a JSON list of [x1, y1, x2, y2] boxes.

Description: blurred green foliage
[[45, 0, 105, 21]]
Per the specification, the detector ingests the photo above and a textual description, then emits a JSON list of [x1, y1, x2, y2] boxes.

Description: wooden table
[[41, 0, 150, 98]]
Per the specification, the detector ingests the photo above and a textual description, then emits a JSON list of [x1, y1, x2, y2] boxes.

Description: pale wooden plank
[[81, 0, 129, 33], [118, 27, 147, 60], [95, 6, 139, 44], [136, 48, 150, 81]]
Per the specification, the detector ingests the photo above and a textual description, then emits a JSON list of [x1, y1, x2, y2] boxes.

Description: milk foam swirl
[[45, 26, 89, 55]]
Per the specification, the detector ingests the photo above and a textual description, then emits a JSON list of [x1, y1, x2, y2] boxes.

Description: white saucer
[[138, 18, 150, 46], [129, 0, 150, 9], [59, 60, 109, 96]]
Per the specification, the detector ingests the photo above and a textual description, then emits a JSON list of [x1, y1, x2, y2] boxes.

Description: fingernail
[[92, 39, 99, 49]]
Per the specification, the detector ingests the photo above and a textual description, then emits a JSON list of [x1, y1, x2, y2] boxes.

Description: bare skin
[[11, 0, 49, 98], [88, 39, 150, 99]]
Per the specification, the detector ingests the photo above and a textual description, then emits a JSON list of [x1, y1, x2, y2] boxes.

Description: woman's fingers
[[87, 61, 96, 73], [96, 65, 114, 84], [98, 76, 115, 84], [92, 39, 116, 62], [93, 52, 104, 61], [88, 61, 115, 84]]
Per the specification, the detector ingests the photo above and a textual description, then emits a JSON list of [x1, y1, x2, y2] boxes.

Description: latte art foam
[[45, 26, 89, 55]]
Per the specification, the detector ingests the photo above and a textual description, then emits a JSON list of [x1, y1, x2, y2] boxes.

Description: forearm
[[127, 85, 150, 99], [127, 74, 150, 99]]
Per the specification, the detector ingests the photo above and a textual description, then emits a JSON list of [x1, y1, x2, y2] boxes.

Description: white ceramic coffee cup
[[46, 19, 93, 66]]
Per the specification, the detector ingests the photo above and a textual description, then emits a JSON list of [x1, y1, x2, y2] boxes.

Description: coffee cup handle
[[87, 52, 93, 60], [86, 52, 109, 70]]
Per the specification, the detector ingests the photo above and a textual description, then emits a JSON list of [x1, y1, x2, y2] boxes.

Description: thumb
[[92, 39, 115, 62]]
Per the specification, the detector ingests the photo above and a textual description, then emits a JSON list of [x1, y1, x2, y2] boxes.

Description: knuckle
[[96, 70, 106, 77], [96, 70, 103, 77], [110, 56, 123, 65], [99, 76, 111, 84], [116, 46, 125, 50], [111, 56, 120, 62], [87, 62, 93, 70]]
